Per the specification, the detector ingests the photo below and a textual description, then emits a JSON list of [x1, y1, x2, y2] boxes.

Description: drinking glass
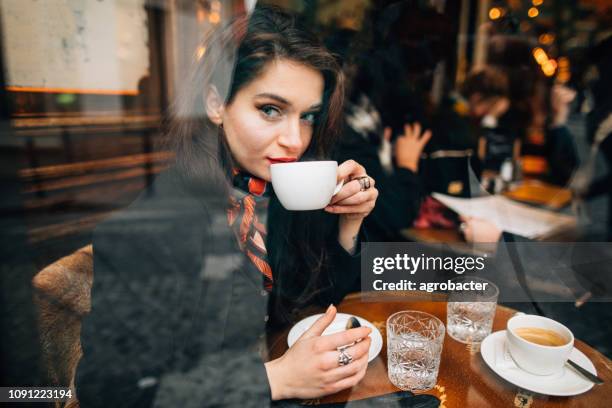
[[446, 277, 499, 344], [386, 310, 445, 392]]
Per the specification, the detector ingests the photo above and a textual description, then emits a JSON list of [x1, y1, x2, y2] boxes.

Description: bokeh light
[[489, 7, 502, 20]]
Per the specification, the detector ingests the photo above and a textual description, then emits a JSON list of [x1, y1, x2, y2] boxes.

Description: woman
[[76, 6, 378, 407]]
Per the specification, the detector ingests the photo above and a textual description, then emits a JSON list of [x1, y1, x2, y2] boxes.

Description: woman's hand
[[325, 160, 378, 252], [459, 216, 502, 243], [326, 160, 378, 220], [389, 123, 432, 172], [265, 305, 372, 400]]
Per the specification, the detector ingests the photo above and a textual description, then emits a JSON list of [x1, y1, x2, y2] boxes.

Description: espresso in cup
[[514, 327, 569, 347], [270, 161, 341, 210], [506, 314, 574, 376]]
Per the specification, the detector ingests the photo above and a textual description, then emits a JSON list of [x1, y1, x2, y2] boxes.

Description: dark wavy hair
[[163, 6, 345, 322]]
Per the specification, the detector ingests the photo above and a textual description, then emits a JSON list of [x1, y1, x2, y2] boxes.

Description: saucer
[[287, 313, 383, 362], [480, 330, 596, 396]]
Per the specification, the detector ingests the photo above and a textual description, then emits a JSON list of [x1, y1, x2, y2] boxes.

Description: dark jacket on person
[[334, 93, 423, 242], [75, 168, 361, 408]]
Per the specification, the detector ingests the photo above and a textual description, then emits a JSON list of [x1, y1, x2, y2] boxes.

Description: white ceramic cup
[[506, 314, 574, 375], [270, 161, 342, 210]]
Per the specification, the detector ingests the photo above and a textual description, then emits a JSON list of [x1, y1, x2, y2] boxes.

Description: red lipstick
[[268, 157, 297, 164]]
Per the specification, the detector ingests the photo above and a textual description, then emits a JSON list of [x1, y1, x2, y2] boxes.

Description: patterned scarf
[[227, 170, 273, 291]]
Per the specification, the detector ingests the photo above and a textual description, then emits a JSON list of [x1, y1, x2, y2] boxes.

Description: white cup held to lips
[[270, 161, 342, 211], [506, 314, 574, 376]]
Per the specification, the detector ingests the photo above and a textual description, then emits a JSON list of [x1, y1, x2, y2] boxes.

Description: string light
[[557, 57, 571, 83], [532, 48, 548, 65], [489, 7, 502, 20], [542, 59, 557, 77], [528, 7, 539, 18], [539, 33, 555, 45], [532, 0, 543, 6]]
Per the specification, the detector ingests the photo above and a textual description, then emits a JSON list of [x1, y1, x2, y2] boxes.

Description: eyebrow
[[254, 93, 321, 110]]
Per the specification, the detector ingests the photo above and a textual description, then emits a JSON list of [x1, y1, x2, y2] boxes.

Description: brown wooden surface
[[503, 180, 573, 210], [267, 292, 611, 407]]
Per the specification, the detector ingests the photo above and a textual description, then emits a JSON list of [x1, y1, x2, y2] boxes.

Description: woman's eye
[[301, 112, 317, 125], [260, 105, 281, 118]]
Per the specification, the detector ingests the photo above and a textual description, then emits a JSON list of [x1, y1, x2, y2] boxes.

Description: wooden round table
[[267, 292, 611, 407]]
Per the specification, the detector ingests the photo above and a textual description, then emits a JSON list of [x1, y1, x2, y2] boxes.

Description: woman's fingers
[[403, 123, 413, 139], [330, 178, 376, 205], [333, 160, 369, 204], [326, 190, 378, 214], [321, 335, 371, 369], [401, 122, 431, 144], [412, 122, 422, 139], [316, 326, 371, 351], [300, 305, 336, 340], [329, 178, 361, 204], [323, 362, 369, 393], [337, 160, 366, 183], [323, 344, 371, 382], [318, 337, 371, 371], [331, 160, 378, 218], [341, 336, 371, 360], [420, 129, 432, 146], [326, 202, 376, 216], [330, 188, 377, 207]]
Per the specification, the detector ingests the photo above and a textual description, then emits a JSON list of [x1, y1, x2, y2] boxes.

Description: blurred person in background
[[425, 65, 512, 197], [488, 35, 580, 187], [573, 35, 612, 241], [331, 0, 452, 241]]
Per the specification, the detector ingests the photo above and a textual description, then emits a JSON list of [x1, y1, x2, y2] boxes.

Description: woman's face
[[220, 59, 324, 181]]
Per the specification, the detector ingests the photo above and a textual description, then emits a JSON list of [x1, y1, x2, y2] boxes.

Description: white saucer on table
[[287, 313, 383, 362], [480, 330, 596, 396]]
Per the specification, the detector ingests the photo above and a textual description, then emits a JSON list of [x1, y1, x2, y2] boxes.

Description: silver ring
[[356, 176, 371, 192], [338, 348, 353, 366]]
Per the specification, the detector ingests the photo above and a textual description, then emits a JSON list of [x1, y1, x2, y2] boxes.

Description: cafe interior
[[1, 0, 611, 407]]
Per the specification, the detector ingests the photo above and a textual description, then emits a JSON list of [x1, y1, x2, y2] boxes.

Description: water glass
[[446, 277, 499, 344], [386, 310, 445, 392]]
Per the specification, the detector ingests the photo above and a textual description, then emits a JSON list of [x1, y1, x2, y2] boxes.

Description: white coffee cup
[[506, 314, 574, 375], [270, 161, 342, 210]]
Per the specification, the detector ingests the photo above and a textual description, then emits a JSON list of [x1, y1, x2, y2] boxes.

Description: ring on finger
[[337, 347, 353, 366], [354, 176, 371, 192]]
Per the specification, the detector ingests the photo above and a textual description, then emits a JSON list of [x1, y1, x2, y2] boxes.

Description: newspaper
[[432, 193, 576, 239]]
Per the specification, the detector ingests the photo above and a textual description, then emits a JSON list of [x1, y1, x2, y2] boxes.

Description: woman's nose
[[277, 118, 304, 152]]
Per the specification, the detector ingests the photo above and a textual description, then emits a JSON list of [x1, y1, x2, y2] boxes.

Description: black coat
[[335, 93, 424, 243], [76, 169, 361, 408]]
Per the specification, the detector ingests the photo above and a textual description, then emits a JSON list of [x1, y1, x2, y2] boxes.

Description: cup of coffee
[[506, 314, 574, 375], [270, 161, 342, 210]]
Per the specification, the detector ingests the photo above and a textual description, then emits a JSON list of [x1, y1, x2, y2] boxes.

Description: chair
[[32, 245, 93, 408]]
